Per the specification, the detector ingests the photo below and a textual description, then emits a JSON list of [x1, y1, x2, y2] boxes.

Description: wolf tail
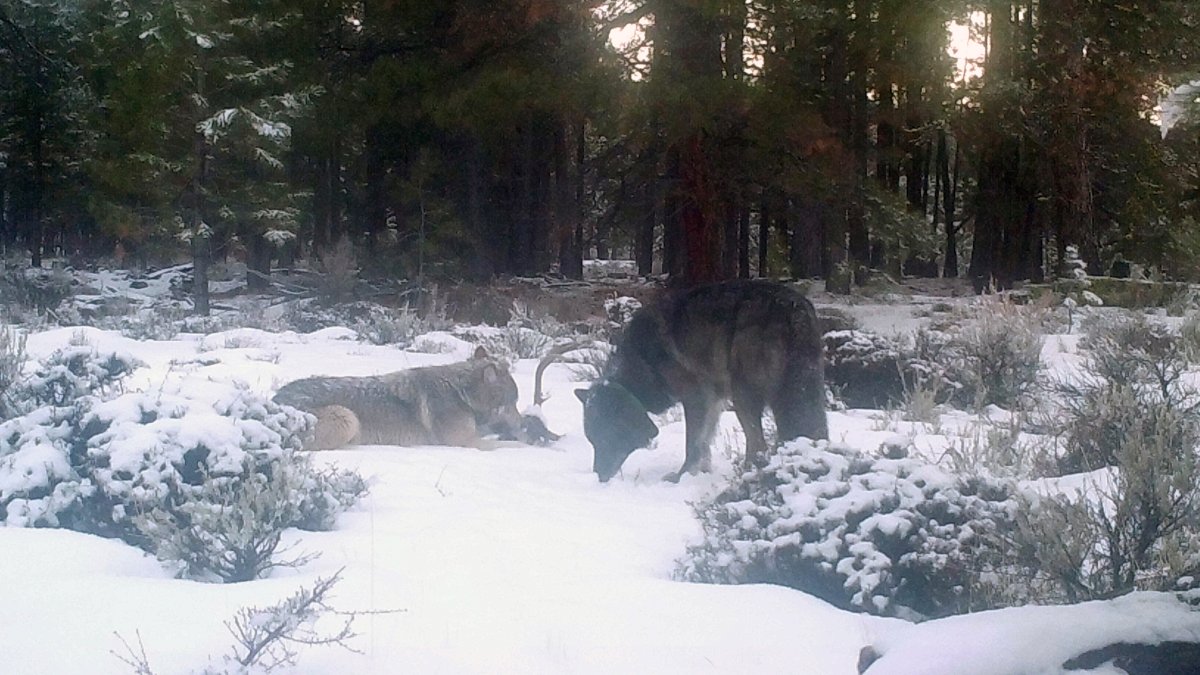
[[773, 356, 829, 442], [773, 297, 829, 442], [274, 378, 364, 450], [309, 404, 360, 450]]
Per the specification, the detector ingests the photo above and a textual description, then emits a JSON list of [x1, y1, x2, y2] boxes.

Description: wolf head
[[467, 346, 523, 439], [575, 381, 659, 482]]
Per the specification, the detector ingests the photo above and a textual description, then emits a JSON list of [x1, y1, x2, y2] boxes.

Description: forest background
[[2, 0, 1199, 310]]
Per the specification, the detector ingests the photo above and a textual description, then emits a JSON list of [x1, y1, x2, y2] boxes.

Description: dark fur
[[274, 348, 522, 449], [576, 280, 828, 482]]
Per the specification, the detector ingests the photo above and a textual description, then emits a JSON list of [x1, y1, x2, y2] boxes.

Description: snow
[[1, 286, 1195, 674], [866, 592, 1200, 675], [1, 325, 899, 675]]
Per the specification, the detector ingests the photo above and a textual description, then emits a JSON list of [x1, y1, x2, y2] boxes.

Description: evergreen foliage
[[0, 1, 1198, 289]]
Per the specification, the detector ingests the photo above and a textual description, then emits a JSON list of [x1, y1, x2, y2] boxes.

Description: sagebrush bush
[[823, 329, 959, 410], [1058, 314, 1200, 473], [0, 324, 27, 420], [1011, 312, 1200, 601], [950, 300, 1044, 408], [316, 237, 359, 306], [112, 306, 189, 341], [0, 348, 367, 582], [678, 439, 1017, 619], [603, 295, 642, 328], [135, 461, 317, 583], [1008, 432, 1200, 604], [823, 330, 908, 408], [283, 300, 445, 347], [294, 465, 371, 532], [0, 266, 73, 315]]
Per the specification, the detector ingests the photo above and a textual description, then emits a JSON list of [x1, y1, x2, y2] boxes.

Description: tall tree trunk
[[191, 65, 210, 316], [312, 156, 330, 256], [737, 203, 750, 279], [722, 196, 739, 279], [637, 171, 657, 276], [364, 127, 386, 249], [791, 197, 823, 279], [663, 147, 684, 278], [575, 119, 587, 275], [657, 0, 725, 286], [758, 190, 771, 277], [513, 118, 537, 274], [532, 119, 553, 273], [555, 117, 584, 279], [30, 104, 44, 268], [0, 164, 8, 252], [826, 202, 851, 294], [465, 137, 492, 280], [679, 133, 721, 284], [939, 128, 960, 278], [246, 229, 270, 292], [329, 133, 344, 247]]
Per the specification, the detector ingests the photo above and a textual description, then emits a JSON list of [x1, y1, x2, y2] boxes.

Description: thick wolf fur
[[274, 349, 522, 449], [576, 280, 828, 482]]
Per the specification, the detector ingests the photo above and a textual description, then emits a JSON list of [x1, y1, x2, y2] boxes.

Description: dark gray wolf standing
[[274, 347, 523, 449], [575, 280, 827, 482]]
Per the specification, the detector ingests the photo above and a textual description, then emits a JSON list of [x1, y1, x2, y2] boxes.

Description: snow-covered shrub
[[0, 324, 27, 420], [678, 439, 1017, 619], [1058, 245, 1100, 328], [565, 341, 614, 382], [11, 344, 138, 411], [0, 348, 366, 581], [0, 266, 73, 315], [135, 460, 318, 583], [352, 306, 432, 347], [454, 323, 553, 361], [949, 300, 1043, 408], [284, 300, 443, 347], [1010, 314, 1200, 600], [407, 334, 460, 354], [112, 306, 188, 341], [1010, 442, 1200, 603], [604, 295, 641, 328], [823, 330, 908, 408], [823, 330, 958, 410], [816, 306, 859, 335], [509, 300, 575, 340], [1058, 314, 1200, 473], [315, 237, 359, 306], [293, 465, 370, 532], [499, 325, 552, 359]]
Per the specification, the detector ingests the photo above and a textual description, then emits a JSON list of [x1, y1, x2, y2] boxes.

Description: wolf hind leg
[[732, 387, 769, 469], [771, 358, 828, 443], [310, 405, 361, 450]]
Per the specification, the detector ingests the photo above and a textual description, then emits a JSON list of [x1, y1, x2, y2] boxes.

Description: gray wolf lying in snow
[[274, 347, 524, 449], [574, 280, 828, 482]]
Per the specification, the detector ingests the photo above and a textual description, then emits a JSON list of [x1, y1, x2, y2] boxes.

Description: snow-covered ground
[[3, 326, 905, 674], [2, 288, 1198, 674]]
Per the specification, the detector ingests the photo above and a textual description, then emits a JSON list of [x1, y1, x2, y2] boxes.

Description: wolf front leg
[[664, 395, 722, 482]]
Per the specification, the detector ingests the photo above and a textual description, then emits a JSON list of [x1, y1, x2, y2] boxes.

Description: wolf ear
[[472, 346, 490, 360], [574, 388, 590, 404]]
